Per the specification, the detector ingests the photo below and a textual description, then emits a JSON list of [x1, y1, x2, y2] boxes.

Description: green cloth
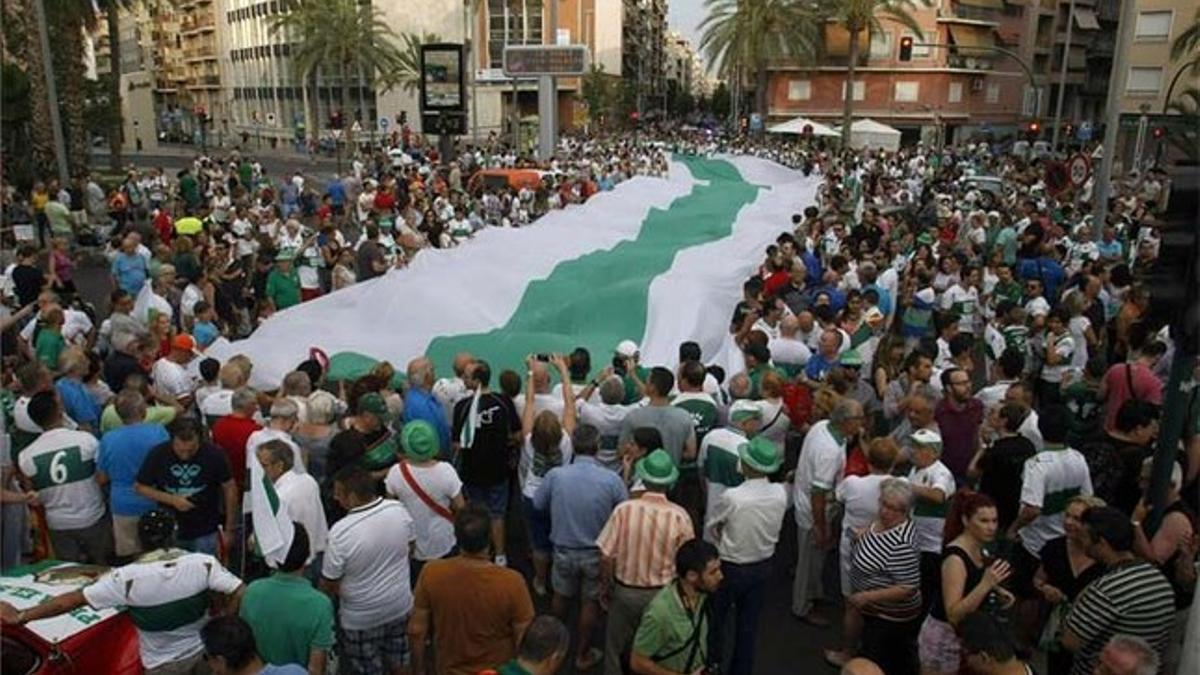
[[747, 363, 783, 400], [992, 279, 1023, 308], [239, 573, 335, 668], [179, 174, 200, 208], [673, 396, 718, 445], [623, 366, 650, 405], [100, 404, 177, 434], [34, 329, 64, 370], [633, 583, 709, 674], [44, 201, 73, 235], [266, 268, 302, 309]]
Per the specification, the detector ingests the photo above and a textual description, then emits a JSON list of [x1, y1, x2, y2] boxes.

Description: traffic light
[[899, 36, 914, 62], [398, 110, 407, 126], [1152, 126, 1165, 139], [330, 111, 343, 129], [1027, 121, 1041, 138]]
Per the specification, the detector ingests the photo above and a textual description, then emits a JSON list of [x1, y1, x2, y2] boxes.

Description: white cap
[[911, 428, 943, 447], [616, 340, 639, 357]]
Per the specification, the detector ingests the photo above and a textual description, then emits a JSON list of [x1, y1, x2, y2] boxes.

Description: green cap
[[739, 436, 782, 474], [275, 247, 296, 262], [729, 400, 763, 424], [839, 349, 864, 367], [401, 420, 439, 461], [357, 392, 392, 424], [635, 449, 679, 488]]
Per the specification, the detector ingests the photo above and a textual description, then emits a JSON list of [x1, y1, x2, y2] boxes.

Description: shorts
[[552, 547, 602, 600], [1009, 540, 1042, 598], [341, 617, 409, 674], [524, 496, 551, 553], [50, 518, 113, 565], [464, 482, 509, 519], [917, 615, 961, 674], [112, 514, 143, 557]]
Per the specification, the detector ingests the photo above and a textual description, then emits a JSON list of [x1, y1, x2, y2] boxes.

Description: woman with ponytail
[[918, 491, 1016, 675]]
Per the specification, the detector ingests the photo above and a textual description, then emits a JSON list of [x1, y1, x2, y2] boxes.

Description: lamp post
[[1051, 0, 1077, 152]]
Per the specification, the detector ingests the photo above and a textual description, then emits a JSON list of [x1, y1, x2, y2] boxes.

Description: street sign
[[331, 129, 343, 140], [265, 112, 276, 125], [502, 45, 588, 77], [351, 120, 363, 133], [1068, 153, 1091, 187], [1077, 121, 1093, 142], [379, 117, 389, 131]]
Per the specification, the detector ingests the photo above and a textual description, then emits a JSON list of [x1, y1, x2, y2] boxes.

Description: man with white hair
[[255, 439, 326, 570], [576, 373, 635, 471], [246, 398, 306, 474], [1093, 635, 1160, 675], [433, 352, 474, 421], [404, 357, 451, 451]]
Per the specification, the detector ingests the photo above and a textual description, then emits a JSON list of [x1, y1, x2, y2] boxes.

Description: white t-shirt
[[768, 336, 812, 372], [1068, 316, 1091, 371], [275, 470, 328, 559], [514, 393, 566, 421], [519, 432, 573, 499], [19, 308, 93, 346], [384, 461, 463, 560], [152, 358, 196, 401], [1040, 333, 1075, 384], [13, 396, 78, 433], [941, 284, 980, 334], [577, 401, 635, 468], [792, 421, 846, 529], [1017, 447, 1093, 556], [322, 498, 415, 630], [18, 428, 104, 530], [836, 473, 894, 535], [83, 551, 242, 669], [180, 284, 203, 320], [909, 460, 957, 553], [1025, 296, 1051, 319]]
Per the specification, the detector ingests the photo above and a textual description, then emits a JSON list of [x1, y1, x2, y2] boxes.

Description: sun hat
[[739, 436, 782, 474], [635, 449, 679, 488], [911, 428, 943, 448], [729, 400, 763, 423], [401, 421, 439, 461], [838, 349, 864, 367], [357, 392, 393, 425], [616, 340, 639, 358]]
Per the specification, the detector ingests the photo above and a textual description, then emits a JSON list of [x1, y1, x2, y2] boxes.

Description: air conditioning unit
[[971, 77, 985, 92]]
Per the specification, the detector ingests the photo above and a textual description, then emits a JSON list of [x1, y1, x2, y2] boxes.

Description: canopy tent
[[767, 116, 840, 137], [834, 118, 902, 151]]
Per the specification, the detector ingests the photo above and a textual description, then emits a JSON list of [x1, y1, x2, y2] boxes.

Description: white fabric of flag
[[249, 454, 294, 568]]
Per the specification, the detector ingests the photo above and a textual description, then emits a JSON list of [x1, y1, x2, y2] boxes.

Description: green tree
[[816, 0, 928, 143], [47, 0, 98, 178], [1172, 8, 1200, 72], [698, 0, 819, 121], [711, 81, 731, 120], [7, 0, 57, 180], [1165, 87, 1199, 162], [580, 64, 616, 126], [395, 31, 445, 93], [95, 0, 139, 170]]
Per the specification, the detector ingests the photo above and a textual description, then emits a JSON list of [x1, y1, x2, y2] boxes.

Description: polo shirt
[[83, 550, 243, 669], [597, 493, 694, 588], [1018, 445, 1093, 556], [699, 427, 747, 532], [18, 427, 105, 530], [240, 573, 335, 668], [705, 477, 788, 564], [633, 583, 709, 674], [792, 420, 846, 530], [908, 460, 957, 554], [532, 456, 627, 549], [322, 497, 415, 630]]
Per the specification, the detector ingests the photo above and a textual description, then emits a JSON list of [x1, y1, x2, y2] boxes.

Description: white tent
[[767, 116, 840, 137], [834, 118, 903, 151]]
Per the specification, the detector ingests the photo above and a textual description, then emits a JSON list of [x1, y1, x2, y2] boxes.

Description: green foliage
[[396, 32, 445, 94], [580, 64, 617, 125], [269, 0, 407, 96], [1165, 87, 1200, 162], [711, 81, 731, 120]]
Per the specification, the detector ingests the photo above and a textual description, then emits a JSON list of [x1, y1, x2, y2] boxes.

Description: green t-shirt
[[672, 393, 718, 447], [100, 403, 177, 434], [44, 201, 73, 235], [622, 366, 649, 405], [239, 574, 335, 668], [633, 583, 709, 674], [35, 329, 65, 370], [1063, 379, 1103, 448], [266, 268, 302, 309]]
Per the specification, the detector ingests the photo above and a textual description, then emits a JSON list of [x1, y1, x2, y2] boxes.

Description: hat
[[729, 400, 763, 423], [170, 334, 200, 355], [863, 307, 885, 324], [839, 349, 864, 367], [275, 248, 296, 262], [739, 436, 782, 474], [357, 392, 393, 424], [401, 421, 439, 461], [911, 428, 943, 448], [616, 340, 639, 358], [138, 509, 177, 548], [635, 449, 679, 487]]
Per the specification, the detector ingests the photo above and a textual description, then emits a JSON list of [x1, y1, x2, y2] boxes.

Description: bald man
[[769, 315, 813, 380], [841, 657, 884, 675], [404, 357, 451, 450], [515, 360, 565, 421]]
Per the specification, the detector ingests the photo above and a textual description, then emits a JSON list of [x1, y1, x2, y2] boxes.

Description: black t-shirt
[[103, 351, 147, 391], [135, 442, 231, 540], [356, 241, 385, 281], [452, 392, 519, 487], [978, 435, 1037, 531], [1018, 221, 1045, 259], [11, 264, 45, 308], [1039, 536, 1106, 602]]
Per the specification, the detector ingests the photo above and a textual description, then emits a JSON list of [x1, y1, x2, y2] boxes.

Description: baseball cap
[[616, 340, 639, 357], [911, 428, 943, 447], [729, 400, 763, 423], [170, 334, 200, 355]]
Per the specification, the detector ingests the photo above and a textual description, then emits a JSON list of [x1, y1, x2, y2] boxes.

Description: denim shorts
[[552, 547, 602, 600], [524, 496, 552, 553], [464, 482, 509, 519]]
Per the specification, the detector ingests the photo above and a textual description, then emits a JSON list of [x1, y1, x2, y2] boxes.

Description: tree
[[698, 0, 819, 121], [7, 0, 56, 180], [1165, 87, 1199, 163], [580, 64, 616, 126], [96, 0, 135, 170], [395, 31, 445, 93], [816, 0, 928, 144], [1172, 8, 1200, 73], [711, 81, 731, 120], [47, 0, 98, 178]]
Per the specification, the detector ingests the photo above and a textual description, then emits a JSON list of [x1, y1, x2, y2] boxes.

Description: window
[[900, 32, 931, 58], [1126, 66, 1163, 93], [895, 81, 919, 102], [1134, 10, 1172, 41], [841, 80, 865, 101], [787, 80, 811, 101], [986, 83, 1000, 103], [870, 31, 892, 59], [948, 81, 963, 103], [488, 0, 543, 69]]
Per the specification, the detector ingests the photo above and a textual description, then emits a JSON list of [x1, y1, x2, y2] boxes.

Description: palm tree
[[1165, 86, 1199, 162], [1171, 8, 1200, 73], [13, 0, 58, 179], [698, 0, 820, 121], [96, 0, 137, 170], [817, 0, 928, 144], [270, 0, 406, 141], [47, 0, 99, 178], [396, 32, 446, 94]]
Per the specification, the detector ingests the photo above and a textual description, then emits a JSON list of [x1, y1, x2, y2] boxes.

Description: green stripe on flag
[[427, 157, 759, 376]]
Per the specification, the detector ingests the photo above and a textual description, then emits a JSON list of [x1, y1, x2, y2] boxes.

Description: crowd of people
[[0, 125, 1196, 675]]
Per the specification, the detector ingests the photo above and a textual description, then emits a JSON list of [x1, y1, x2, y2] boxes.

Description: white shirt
[[322, 498, 415, 630], [180, 284, 203, 320], [751, 318, 781, 341], [245, 428, 306, 474], [432, 377, 470, 423], [18, 428, 104, 530], [792, 421, 846, 529], [1018, 409, 1045, 450], [577, 401, 635, 468], [275, 470, 328, 558], [519, 432, 573, 499], [705, 478, 788, 564], [1017, 446, 1093, 556], [977, 380, 1017, 413], [836, 473, 894, 536], [1040, 332, 1075, 384], [151, 358, 195, 401], [514, 393, 566, 421], [19, 308, 93, 346], [768, 336, 812, 371], [908, 460, 957, 553], [384, 461, 463, 560], [13, 396, 78, 433]]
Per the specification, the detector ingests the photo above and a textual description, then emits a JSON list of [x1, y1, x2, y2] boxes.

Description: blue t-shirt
[[98, 423, 170, 516], [55, 378, 101, 429], [805, 353, 837, 382], [259, 665, 307, 675], [111, 253, 148, 296], [327, 181, 346, 206], [194, 320, 219, 348]]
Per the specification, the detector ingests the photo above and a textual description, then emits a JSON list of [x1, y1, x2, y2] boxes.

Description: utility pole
[[1050, 0, 1076, 152], [466, 0, 479, 142], [1092, 0, 1138, 239], [33, 0, 69, 185]]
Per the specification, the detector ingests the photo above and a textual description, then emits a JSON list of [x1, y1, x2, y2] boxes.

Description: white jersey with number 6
[[18, 428, 104, 530]]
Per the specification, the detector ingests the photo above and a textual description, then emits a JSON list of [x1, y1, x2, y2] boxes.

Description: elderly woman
[[846, 477, 923, 675], [1034, 495, 1107, 674], [293, 390, 341, 484]]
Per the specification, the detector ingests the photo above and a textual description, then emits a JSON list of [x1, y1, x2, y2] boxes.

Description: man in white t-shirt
[[17, 391, 110, 563], [245, 398, 305, 474], [768, 315, 813, 380], [323, 465, 415, 675], [907, 429, 957, 609], [700, 400, 762, 538], [792, 399, 864, 625], [256, 439, 327, 566], [432, 352, 474, 423], [1038, 308, 1076, 401], [151, 334, 200, 408], [384, 421, 464, 582], [576, 376, 636, 471]]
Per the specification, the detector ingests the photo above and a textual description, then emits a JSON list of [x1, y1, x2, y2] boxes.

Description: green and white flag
[[249, 454, 294, 568]]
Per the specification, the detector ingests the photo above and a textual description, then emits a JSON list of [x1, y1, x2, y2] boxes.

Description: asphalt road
[[91, 146, 343, 179]]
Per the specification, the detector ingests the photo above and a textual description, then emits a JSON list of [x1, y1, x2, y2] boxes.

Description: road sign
[[331, 129, 343, 140], [379, 117, 389, 131], [502, 45, 588, 77], [351, 120, 362, 133], [1077, 121, 1093, 142], [265, 112, 276, 125], [1068, 153, 1091, 187]]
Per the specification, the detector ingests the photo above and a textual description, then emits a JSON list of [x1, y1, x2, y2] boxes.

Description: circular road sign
[[1068, 152, 1091, 187]]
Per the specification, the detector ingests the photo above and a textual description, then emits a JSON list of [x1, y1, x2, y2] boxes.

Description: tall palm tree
[[698, 0, 819, 121], [1171, 8, 1200, 73], [270, 0, 406, 139], [817, 0, 927, 144], [1165, 86, 1199, 162], [96, 0, 136, 170], [396, 32, 446, 94], [13, 0, 58, 179], [48, 0, 98, 178]]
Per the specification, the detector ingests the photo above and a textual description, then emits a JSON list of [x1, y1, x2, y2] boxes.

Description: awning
[[949, 25, 997, 57], [824, 24, 868, 58], [1074, 8, 1101, 30], [956, 0, 1005, 9]]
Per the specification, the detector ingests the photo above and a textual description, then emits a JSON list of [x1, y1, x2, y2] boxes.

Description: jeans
[[179, 532, 219, 557], [709, 558, 772, 675]]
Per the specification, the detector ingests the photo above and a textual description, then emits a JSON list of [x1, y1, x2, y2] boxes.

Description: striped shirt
[[848, 519, 923, 621], [597, 492, 695, 587], [1064, 559, 1176, 675]]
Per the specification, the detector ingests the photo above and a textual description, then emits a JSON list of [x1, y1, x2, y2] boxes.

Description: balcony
[[948, 54, 996, 70], [183, 44, 218, 61], [180, 13, 215, 34], [942, 4, 1004, 25], [186, 74, 221, 89]]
